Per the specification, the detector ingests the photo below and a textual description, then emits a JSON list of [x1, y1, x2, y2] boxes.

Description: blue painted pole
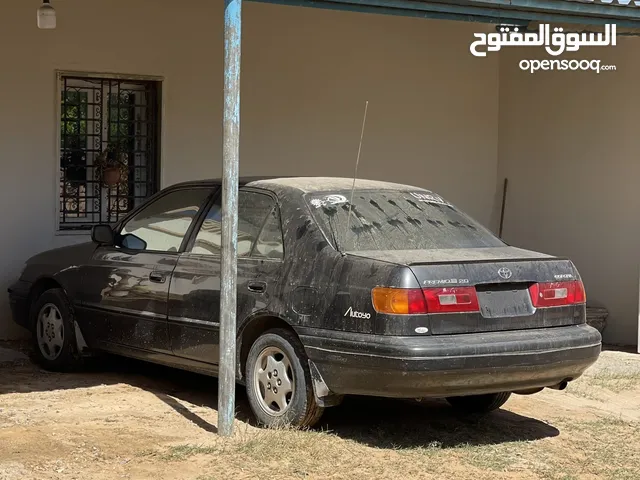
[[219, 0, 242, 437]]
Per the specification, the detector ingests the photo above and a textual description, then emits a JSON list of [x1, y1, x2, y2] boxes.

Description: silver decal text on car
[[554, 273, 574, 280], [498, 267, 513, 279], [344, 307, 371, 319], [423, 278, 469, 285]]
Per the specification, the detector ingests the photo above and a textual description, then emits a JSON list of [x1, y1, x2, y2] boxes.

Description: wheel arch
[[236, 313, 343, 408], [26, 277, 89, 354], [27, 277, 65, 319], [237, 313, 297, 382]]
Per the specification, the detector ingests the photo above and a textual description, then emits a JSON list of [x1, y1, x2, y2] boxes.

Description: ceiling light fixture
[[37, 0, 56, 29]]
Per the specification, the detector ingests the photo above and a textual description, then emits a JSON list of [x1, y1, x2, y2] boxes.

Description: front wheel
[[245, 328, 324, 428], [446, 392, 512, 414], [30, 288, 83, 372]]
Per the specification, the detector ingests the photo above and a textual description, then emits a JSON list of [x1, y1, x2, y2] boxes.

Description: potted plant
[[95, 143, 128, 188]]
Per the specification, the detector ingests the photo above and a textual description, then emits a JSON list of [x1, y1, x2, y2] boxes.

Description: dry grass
[[1, 347, 640, 479], [566, 348, 640, 401], [140, 411, 640, 480]]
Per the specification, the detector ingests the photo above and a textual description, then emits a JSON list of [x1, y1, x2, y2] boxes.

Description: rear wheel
[[446, 392, 512, 414], [245, 328, 324, 428], [30, 288, 82, 372]]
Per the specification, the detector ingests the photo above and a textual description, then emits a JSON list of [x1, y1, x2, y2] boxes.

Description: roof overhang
[[253, 0, 640, 28]]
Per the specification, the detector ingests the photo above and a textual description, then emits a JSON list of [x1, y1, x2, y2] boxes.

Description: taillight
[[422, 287, 480, 313], [372, 286, 480, 314], [528, 280, 586, 307], [372, 287, 427, 314]]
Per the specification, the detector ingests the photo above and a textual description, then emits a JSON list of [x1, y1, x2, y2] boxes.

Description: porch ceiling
[[253, 0, 640, 27]]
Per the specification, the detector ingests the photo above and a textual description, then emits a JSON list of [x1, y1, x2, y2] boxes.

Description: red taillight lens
[[372, 286, 480, 314], [422, 287, 480, 313], [528, 281, 586, 307]]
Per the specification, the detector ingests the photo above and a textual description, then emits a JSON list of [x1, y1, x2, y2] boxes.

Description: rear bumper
[[8, 280, 31, 330], [298, 324, 602, 398]]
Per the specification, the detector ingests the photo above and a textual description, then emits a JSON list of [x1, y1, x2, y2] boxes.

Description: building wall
[[0, 1, 500, 338], [498, 36, 640, 346]]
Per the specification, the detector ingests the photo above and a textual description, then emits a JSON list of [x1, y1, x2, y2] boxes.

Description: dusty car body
[[8, 177, 601, 427]]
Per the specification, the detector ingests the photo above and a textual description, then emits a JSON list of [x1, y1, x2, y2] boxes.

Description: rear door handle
[[248, 281, 267, 293], [149, 271, 167, 284]]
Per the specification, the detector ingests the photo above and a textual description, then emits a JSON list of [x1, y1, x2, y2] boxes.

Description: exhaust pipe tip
[[547, 379, 570, 391]]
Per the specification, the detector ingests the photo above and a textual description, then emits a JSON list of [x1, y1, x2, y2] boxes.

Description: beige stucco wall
[[498, 36, 640, 346], [0, 1, 500, 338]]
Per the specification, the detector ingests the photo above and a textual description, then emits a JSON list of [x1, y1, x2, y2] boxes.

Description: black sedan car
[[8, 177, 601, 427]]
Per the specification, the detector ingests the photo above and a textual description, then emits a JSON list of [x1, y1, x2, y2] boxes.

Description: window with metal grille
[[59, 75, 161, 231]]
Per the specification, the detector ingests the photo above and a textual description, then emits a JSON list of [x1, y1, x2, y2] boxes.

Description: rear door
[[78, 187, 213, 352], [168, 188, 285, 365]]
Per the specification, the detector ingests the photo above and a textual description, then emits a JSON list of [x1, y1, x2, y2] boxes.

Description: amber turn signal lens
[[371, 287, 428, 314]]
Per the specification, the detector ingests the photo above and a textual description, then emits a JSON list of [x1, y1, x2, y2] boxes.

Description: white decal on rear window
[[410, 192, 450, 206], [310, 194, 348, 208], [326, 194, 347, 205]]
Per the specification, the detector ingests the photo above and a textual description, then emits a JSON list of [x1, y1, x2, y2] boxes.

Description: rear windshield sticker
[[409, 192, 450, 206], [310, 194, 348, 209]]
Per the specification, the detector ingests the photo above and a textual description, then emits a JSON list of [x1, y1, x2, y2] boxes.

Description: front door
[[78, 187, 213, 353], [168, 189, 285, 366]]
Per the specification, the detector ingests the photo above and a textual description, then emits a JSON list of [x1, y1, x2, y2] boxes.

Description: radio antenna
[[345, 100, 369, 247]]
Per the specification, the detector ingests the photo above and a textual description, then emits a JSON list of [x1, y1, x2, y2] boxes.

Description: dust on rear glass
[[307, 191, 503, 252]]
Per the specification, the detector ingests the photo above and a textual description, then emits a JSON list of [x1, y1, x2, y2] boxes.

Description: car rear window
[[305, 190, 504, 251]]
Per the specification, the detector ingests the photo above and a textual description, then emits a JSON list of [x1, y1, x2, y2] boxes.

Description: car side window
[[119, 188, 212, 252], [190, 191, 276, 257], [252, 207, 284, 260]]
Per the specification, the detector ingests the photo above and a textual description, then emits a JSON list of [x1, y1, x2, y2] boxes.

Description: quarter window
[[191, 191, 281, 258], [252, 207, 284, 259], [119, 189, 211, 252]]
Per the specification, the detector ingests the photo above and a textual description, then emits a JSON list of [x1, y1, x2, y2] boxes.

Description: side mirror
[[91, 224, 115, 246]]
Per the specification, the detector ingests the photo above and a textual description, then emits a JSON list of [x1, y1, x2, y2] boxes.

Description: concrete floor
[[0, 346, 27, 363]]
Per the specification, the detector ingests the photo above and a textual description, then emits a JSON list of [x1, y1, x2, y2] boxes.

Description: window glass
[[59, 75, 160, 231], [252, 207, 284, 259], [306, 190, 504, 252], [119, 189, 211, 252], [191, 191, 276, 257], [191, 199, 222, 256]]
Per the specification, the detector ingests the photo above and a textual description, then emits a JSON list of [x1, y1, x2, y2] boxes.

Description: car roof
[[167, 176, 283, 189], [169, 176, 428, 194]]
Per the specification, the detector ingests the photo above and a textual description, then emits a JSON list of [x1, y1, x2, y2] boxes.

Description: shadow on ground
[[603, 344, 638, 354], [320, 395, 558, 449], [0, 347, 559, 449]]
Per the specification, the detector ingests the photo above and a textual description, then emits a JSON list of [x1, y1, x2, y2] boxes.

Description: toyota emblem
[[498, 267, 513, 280]]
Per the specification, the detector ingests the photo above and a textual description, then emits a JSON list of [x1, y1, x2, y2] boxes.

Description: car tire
[[446, 392, 512, 414], [30, 288, 83, 372], [245, 328, 324, 428]]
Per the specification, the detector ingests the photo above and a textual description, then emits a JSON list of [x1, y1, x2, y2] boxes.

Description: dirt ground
[[1, 342, 639, 480]]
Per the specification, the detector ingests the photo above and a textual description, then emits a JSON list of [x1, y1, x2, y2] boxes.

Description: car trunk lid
[[347, 247, 584, 335]]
